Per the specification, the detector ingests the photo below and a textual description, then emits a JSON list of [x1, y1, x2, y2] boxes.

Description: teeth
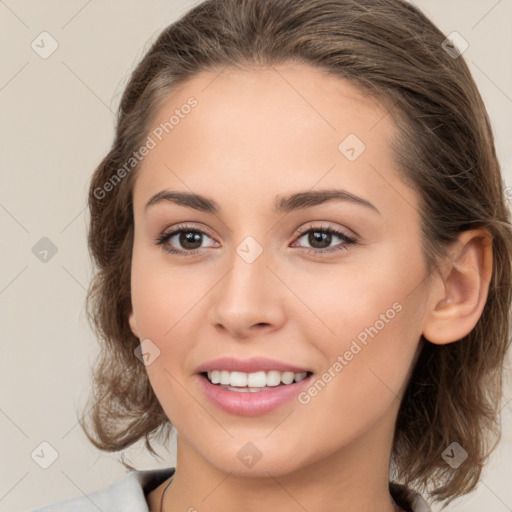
[[247, 371, 266, 387], [207, 370, 309, 388], [266, 370, 281, 386], [281, 371, 295, 385], [230, 371, 247, 387]]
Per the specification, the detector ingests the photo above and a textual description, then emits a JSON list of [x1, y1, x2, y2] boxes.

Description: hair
[[79, 0, 512, 506]]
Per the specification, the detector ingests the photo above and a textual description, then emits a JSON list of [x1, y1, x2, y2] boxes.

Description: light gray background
[[1, 1, 511, 511]]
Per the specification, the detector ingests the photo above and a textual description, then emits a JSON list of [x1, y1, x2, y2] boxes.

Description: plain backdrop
[[1, 1, 511, 511]]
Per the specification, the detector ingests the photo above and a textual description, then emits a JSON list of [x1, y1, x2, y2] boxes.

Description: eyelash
[[154, 223, 357, 257]]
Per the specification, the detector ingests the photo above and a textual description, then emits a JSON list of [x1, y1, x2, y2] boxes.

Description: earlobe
[[128, 309, 139, 338], [422, 229, 493, 345]]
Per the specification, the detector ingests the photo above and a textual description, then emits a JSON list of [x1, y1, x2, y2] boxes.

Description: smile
[[198, 370, 314, 416], [205, 370, 311, 391]]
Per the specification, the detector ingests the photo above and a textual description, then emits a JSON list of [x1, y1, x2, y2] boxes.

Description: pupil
[[181, 231, 202, 249], [309, 231, 330, 248]]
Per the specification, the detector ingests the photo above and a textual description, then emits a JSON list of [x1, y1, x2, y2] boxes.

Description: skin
[[127, 62, 493, 512]]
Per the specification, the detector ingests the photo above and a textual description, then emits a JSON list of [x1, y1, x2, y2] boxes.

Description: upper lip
[[195, 357, 311, 374]]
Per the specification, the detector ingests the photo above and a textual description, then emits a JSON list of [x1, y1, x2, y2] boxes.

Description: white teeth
[[230, 371, 247, 387], [247, 371, 266, 387], [206, 370, 310, 388], [281, 371, 295, 385], [266, 370, 281, 387]]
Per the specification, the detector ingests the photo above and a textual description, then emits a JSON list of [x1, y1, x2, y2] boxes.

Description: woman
[[30, 0, 512, 511]]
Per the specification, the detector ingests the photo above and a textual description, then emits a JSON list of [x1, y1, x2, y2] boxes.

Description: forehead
[[133, 62, 415, 217], [148, 62, 392, 147]]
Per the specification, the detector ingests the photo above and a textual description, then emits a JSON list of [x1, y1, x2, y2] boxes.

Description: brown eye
[[177, 230, 203, 250], [155, 224, 218, 256], [293, 225, 356, 255], [306, 230, 332, 249]]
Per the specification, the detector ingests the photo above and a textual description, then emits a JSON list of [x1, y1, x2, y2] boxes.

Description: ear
[[422, 229, 493, 345], [128, 308, 139, 339]]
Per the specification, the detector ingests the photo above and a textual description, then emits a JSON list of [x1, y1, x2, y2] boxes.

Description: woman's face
[[129, 63, 431, 477]]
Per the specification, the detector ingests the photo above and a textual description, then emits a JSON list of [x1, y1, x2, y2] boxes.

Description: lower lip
[[197, 374, 313, 416]]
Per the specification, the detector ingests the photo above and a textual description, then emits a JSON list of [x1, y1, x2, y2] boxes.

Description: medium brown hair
[[80, 0, 512, 505]]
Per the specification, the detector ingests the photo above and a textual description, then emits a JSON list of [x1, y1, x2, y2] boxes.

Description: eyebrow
[[144, 189, 380, 215]]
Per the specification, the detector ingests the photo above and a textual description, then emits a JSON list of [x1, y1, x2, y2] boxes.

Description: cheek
[[130, 250, 204, 339], [291, 296, 422, 453], [292, 251, 425, 349], [131, 274, 197, 426], [130, 254, 207, 415], [292, 247, 426, 404]]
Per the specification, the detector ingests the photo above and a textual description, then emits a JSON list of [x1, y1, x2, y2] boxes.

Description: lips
[[195, 357, 314, 416]]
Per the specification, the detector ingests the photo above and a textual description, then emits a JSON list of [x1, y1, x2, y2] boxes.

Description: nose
[[208, 244, 287, 339]]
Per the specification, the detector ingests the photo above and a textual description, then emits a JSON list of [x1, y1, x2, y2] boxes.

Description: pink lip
[[195, 357, 311, 374], [197, 373, 313, 416]]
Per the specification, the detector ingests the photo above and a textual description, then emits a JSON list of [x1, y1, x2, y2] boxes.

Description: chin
[[188, 435, 320, 479]]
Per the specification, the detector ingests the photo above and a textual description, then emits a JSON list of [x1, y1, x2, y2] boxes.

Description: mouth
[[200, 370, 314, 392], [195, 357, 315, 415]]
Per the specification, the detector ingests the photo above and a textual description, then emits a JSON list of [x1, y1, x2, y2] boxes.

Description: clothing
[[27, 468, 174, 512], [28, 467, 432, 512]]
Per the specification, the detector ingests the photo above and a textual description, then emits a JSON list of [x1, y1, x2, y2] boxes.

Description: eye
[[155, 223, 357, 257], [155, 223, 218, 256], [292, 224, 357, 255]]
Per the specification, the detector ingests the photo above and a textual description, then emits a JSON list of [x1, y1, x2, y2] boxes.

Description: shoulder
[[390, 482, 432, 512], [27, 467, 175, 512]]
